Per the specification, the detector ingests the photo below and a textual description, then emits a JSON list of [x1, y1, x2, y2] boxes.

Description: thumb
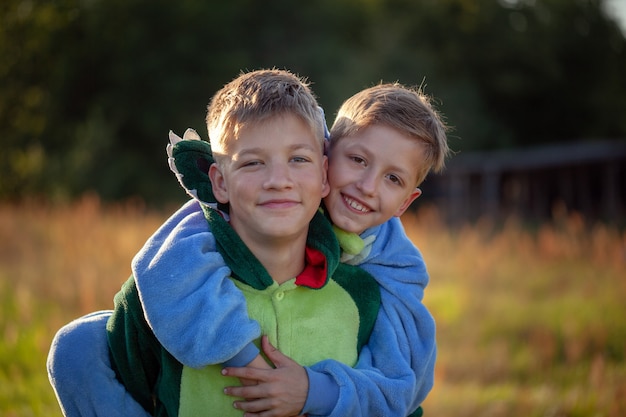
[[261, 335, 295, 368]]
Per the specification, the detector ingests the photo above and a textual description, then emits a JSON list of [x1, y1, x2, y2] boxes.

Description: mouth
[[260, 199, 299, 209], [342, 195, 371, 214]]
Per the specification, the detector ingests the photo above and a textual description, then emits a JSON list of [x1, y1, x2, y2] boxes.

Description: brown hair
[[329, 82, 450, 185]]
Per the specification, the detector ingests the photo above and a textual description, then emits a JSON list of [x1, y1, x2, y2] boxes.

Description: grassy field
[[1, 196, 624, 416]]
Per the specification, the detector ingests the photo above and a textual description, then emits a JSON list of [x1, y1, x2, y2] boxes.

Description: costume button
[[275, 291, 285, 301]]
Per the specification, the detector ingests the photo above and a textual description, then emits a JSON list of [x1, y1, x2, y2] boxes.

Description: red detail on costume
[[295, 247, 328, 289]]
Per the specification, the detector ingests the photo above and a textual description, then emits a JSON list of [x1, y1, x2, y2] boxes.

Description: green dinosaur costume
[[106, 174, 381, 416]]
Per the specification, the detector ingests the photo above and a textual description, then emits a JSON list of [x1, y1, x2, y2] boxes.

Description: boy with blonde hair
[[112, 69, 382, 416], [48, 74, 448, 417]]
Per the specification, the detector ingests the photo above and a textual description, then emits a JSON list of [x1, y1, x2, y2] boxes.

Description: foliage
[[1, 0, 625, 202]]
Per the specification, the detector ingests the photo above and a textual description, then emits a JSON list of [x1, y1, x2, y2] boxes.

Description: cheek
[[384, 191, 412, 214], [326, 171, 339, 191], [327, 162, 352, 188]]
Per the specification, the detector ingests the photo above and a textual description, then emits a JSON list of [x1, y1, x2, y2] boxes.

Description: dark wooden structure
[[421, 140, 626, 225]]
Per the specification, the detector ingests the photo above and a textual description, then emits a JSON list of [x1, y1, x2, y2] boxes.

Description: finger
[[222, 366, 269, 381], [261, 336, 296, 368], [231, 397, 276, 414], [260, 335, 276, 355], [233, 398, 305, 417], [224, 383, 265, 399]]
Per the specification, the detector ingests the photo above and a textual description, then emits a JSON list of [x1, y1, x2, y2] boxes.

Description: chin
[[333, 218, 363, 234]]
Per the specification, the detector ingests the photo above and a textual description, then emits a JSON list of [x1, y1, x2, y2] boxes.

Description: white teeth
[[344, 196, 369, 213]]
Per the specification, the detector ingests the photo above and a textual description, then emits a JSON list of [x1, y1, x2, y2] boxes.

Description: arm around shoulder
[[132, 201, 261, 368]]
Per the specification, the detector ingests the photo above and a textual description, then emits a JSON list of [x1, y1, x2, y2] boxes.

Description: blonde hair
[[329, 82, 450, 186], [206, 69, 325, 161]]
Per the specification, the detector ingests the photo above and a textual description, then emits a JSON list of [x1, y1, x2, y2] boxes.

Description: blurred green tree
[[1, 0, 624, 203]]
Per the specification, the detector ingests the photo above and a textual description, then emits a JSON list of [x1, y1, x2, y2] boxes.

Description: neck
[[240, 234, 307, 285]]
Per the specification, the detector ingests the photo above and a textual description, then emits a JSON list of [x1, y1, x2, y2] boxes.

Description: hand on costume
[[222, 336, 308, 417], [239, 353, 273, 387]]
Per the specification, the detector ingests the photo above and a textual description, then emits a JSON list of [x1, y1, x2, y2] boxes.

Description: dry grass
[[407, 206, 626, 416], [0, 195, 166, 416], [0, 197, 624, 416]]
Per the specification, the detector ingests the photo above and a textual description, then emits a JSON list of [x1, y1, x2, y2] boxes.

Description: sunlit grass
[[406, 206, 626, 416], [0, 280, 62, 417], [1, 197, 624, 416], [0, 196, 166, 417]]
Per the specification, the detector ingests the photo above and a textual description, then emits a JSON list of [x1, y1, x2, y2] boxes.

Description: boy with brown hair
[[221, 81, 448, 415], [324, 82, 447, 236]]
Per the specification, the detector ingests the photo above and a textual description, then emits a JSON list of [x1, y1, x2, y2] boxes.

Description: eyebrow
[[287, 142, 319, 152], [236, 142, 319, 157]]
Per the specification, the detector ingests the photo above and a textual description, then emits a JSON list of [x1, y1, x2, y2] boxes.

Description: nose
[[356, 169, 378, 196], [263, 161, 293, 190]]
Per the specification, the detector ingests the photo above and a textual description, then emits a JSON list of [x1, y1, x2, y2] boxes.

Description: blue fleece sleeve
[[221, 342, 260, 368], [48, 311, 153, 417], [358, 217, 429, 299], [133, 200, 261, 368], [301, 368, 340, 415], [303, 217, 436, 416]]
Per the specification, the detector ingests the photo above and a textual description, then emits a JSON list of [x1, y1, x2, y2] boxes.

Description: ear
[[393, 187, 422, 217], [321, 156, 330, 198], [208, 163, 230, 204], [323, 139, 330, 156]]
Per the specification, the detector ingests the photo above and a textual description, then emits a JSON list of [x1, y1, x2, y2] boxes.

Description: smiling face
[[209, 113, 329, 250], [325, 124, 424, 234]]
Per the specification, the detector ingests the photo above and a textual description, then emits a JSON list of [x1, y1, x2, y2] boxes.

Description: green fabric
[[107, 205, 381, 416], [234, 279, 361, 364], [171, 139, 217, 205], [109, 269, 380, 416], [332, 262, 381, 352], [179, 277, 363, 417], [332, 224, 365, 255], [107, 277, 184, 417], [205, 206, 378, 350]]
